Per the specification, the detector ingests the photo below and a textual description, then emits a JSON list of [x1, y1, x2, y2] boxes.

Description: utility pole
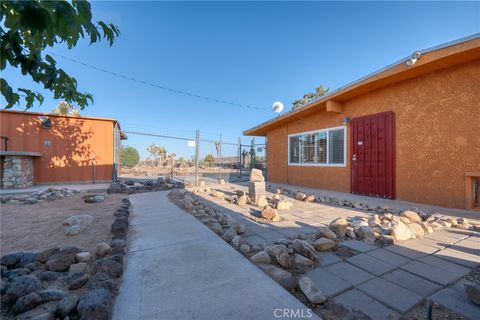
[[195, 130, 200, 186]]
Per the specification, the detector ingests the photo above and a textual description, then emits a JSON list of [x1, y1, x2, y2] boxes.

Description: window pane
[[289, 136, 300, 163], [328, 129, 344, 164], [315, 132, 327, 163], [302, 134, 315, 163]]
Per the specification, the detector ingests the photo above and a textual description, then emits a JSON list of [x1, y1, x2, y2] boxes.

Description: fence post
[[250, 138, 255, 169], [195, 130, 200, 186], [238, 137, 242, 178]]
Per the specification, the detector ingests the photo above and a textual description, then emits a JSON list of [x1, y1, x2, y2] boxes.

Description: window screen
[[288, 127, 345, 166], [328, 129, 345, 164]]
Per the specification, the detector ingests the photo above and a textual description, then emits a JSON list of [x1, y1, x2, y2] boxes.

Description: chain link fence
[[116, 127, 266, 186]]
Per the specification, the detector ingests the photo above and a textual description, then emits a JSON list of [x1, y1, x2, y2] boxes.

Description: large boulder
[[77, 288, 113, 320], [390, 221, 413, 242], [329, 217, 348, 237], [266, 245, 291, 268], [401, 210, 422, 223], [45, 247, 81, 272], [257, 264, 297, 290], [249, 168, 265, 182], [299, 276, 326, 304], [292, 239, 318, 262], [408, 223, 425, 238], [3, 275, 41, 304]]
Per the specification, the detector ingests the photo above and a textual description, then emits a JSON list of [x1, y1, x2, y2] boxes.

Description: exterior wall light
[[405, 51, 422, 67], [342, 116, 350, 125]]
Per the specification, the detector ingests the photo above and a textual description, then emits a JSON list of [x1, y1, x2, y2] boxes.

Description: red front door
[[351, 111, 395, 199]]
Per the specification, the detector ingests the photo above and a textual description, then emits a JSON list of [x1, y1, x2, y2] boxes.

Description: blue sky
[[2, 1, 479, 159]]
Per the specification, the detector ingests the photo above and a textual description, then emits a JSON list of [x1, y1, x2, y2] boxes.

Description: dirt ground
[[0, 192, 125, 255]]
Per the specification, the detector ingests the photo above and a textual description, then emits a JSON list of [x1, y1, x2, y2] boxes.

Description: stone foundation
[[1, 156, 34, 189]]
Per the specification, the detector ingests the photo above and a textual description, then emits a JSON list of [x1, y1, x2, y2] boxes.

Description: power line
[[49, 52, 271, 113]]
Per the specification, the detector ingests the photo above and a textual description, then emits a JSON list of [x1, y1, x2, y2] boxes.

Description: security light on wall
[[406, 51, 422, 67], [272, 101, 284, 114], [342, 117, 350, 125], [38, 116, 52, 128]]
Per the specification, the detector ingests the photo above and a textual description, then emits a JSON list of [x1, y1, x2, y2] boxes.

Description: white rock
[[95, 243, 111, 257], [401, 210, 422, 223], [391, 221, 412, 241], [75, 252, 91, 263]]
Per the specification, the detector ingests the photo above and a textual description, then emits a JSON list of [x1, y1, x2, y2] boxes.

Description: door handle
[[352, 155, 357, 161]]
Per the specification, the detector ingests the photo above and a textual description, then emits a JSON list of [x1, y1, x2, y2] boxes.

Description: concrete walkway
[[113, 191, 317, 320]]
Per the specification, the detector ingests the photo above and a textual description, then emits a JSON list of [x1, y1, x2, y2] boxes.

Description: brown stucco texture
[[266, 60, 480, 209]]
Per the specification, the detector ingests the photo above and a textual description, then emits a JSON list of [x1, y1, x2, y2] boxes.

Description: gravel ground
[[0, 192, 125, 255]]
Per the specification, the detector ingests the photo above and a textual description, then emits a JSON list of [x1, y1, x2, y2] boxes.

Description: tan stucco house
[[244, 34, 480, 210]]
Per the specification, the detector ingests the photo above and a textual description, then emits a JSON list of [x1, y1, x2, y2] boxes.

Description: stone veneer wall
[[1, 156, 34, 189]]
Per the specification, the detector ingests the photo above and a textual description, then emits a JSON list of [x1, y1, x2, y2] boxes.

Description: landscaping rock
[[4, 275, 42, 304], [275, 199, 292, 210], [401, 210, 422, 223], [111, 217, 128, 238], [330, 217, 348, 237], [211, 190, 225, 198], [292, 239, 318, 262], [77, 288, 113, 320], [237, 195, 248, 206], [108, 182, 126, 193], [69, 262, 88, 274], [249, 168, 265, 182], [86, 272, 118, 295], [266, 245, 291, 268], [16, 252, 39, 268], [95, 243, 112, 257], [357, 226, 376, 243], [37, 271, 62, 282], [299, 276, 327, 304], [13, 292, 41, 314], [45, 247, 81, 271], [257, 264, 297, 290], [250, 251, 271, 264], [256, 195, 268, 209], [3, 267, 30, 279], [231, 235, 241, 248], [56, 296, 79, 317], [390, 221, 412, 242], [36, 247, 60, 264], [62, 214, 94, 228], [92, 259, 123, 278], [239, 244, 251, 254], [294, 254, 315, 266], [314, 226, 337, 240], [83, 194, 105, 203], [296, 192, 307, 201], [76, 252, 92, 263], [38, 289, 67, 302], [305, 195, 315, 202], [379, 235, 395, 246], [222, 227, 237, 243], [66, 272, 89, 290], [209, 222, 223, 235], [408, 223, 425, 238], [1, 251, 24, 267], [261, 206, 280, 222], [346, 227, 356, 239], [312, 238, 336, 251], [465, 283, 480, 305]]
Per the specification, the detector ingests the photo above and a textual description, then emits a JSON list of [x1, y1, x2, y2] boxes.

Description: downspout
[[112, 123, 118, 182]]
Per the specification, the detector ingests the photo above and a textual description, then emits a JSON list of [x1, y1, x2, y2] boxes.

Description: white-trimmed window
[[288, 126, 346, 166]]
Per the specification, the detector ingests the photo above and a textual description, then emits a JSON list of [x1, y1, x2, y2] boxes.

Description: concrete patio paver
[[346, 253, 396, 276], [306, 267, 352, 298], [400, 260, 465, 286], [318, 252, 342, 267], [340, 240, 377, 253], [381, 269, 442, 297], [366, 248, 412, 268], [325, 262, 375, 286], [334, 289, 397, 320], [430, 287, 480, 320], [357, 278, 423, 313], [113, 191, 317, 320]]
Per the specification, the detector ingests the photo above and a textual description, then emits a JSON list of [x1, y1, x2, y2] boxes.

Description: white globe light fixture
[[272, 101, 284, 114]]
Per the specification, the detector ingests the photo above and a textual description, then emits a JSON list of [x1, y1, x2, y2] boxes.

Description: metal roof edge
[[244, 33, 480, 136]]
